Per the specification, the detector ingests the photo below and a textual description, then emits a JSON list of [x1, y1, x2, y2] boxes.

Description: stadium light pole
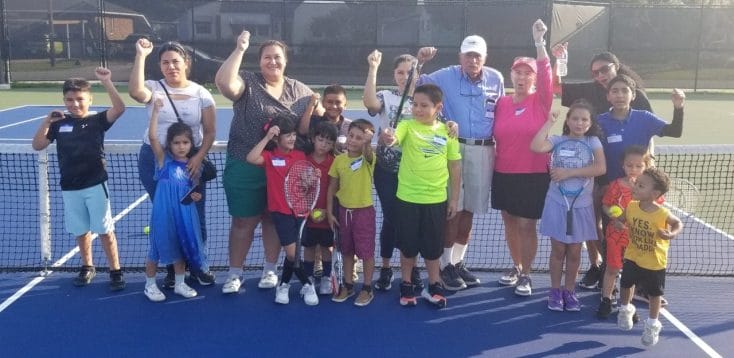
[[48, 0, 56, 67]]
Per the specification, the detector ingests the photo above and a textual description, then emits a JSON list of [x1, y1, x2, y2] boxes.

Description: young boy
[[303, 122, 338, 295], [614, 167, 682, 346], [299, 84, 352, 153], [31, 67, 126, 290], [326, 119, 376, 306], [381, 84, 461, 308]]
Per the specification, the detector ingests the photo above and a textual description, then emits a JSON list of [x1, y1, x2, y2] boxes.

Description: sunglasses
[[591, 63, 615, 77]]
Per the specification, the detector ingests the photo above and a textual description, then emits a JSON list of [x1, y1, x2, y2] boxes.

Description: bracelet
[[534, 40, 546, 47]]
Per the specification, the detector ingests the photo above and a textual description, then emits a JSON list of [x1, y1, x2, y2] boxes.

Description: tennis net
[[2, 143, 733, 275]]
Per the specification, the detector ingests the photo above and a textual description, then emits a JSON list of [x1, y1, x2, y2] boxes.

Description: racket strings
[[285, 162, 320, 217]]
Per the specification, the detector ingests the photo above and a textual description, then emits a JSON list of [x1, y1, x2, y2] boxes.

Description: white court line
[[661, 308, 723, 358], [0, 115, 46, 130], [0, 105, 31, 113], [0, 193, 148, 314]]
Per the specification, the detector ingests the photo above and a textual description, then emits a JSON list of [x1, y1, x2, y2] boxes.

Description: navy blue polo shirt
[[597, 109, 665, 181], [46, 111, 113, 190]]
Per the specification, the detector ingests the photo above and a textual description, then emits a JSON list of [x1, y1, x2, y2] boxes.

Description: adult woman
[[551, 44, 653, 290], [129, 39, 217, 287], [215, 31, 321, 294], [491, 19, 552, 297]]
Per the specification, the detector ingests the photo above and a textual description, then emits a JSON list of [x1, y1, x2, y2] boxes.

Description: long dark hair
[[562, 99, 603, 140], [166, 122, 195, 156], [590, 51, 645, 90]]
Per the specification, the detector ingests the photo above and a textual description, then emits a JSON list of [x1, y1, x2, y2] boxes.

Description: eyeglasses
[[591, 63, 615, 77]]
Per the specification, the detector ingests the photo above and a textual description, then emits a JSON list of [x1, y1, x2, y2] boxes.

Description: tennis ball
[[609, 205, 623, 218], [143, 226, 150, 235], [312, 209, 323, 220]]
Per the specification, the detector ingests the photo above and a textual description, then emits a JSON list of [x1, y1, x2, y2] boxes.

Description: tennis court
[[1, 104, 733, 357]]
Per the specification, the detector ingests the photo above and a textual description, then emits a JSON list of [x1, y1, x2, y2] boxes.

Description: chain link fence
[[0, 0, 732, 90]]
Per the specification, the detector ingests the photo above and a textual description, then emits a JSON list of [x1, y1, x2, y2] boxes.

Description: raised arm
[[32, 111, 63, 150], [298, 93, 320, 136], [215, 30, 250, 101], [95, 67, 125, 122], [661, 89, 685, 138], [129, 38, 154, 103], [148, 97, 166, 168], [530, 111, 558, 153], [363, 50, 383, 113], [246, 125, 279, 166], [550, 42, 567, 95]]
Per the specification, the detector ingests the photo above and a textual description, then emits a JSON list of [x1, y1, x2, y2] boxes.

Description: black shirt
[[46, 111, 113, 190]]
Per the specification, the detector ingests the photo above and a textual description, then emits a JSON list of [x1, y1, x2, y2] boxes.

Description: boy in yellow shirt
[[613, 167, 682, 346], [382, 84, 461, 308]]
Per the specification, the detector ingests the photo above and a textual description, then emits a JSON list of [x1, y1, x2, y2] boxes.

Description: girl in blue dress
[[144, 97, 207, 302], [530, 100, 606, 312]]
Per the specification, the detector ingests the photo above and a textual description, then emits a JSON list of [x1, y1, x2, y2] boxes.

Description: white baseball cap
[[460, 35, 487, 55]]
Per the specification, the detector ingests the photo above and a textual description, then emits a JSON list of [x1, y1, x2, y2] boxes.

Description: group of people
[[34, 17, 687, 347]]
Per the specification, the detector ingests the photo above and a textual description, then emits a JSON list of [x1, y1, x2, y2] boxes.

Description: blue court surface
[[1, 106, 732, 357]]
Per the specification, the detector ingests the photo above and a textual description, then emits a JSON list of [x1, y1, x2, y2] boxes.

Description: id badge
[[272, 158, 286, 167], [607, 134, 622, 143]]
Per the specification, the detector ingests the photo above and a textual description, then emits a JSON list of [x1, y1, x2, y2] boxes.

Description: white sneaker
[[514, 275, 532, 296], [144, 284, 166, 302], [222, 275, 242, 294], [174, 282, 197, 298], [617, 304, 636, 331], [275, 283, 290, 304], [319, 276, 333, 295], [259, 270, 278, 289], [642, 319, 662, 346], [301, 283, 319, 305]]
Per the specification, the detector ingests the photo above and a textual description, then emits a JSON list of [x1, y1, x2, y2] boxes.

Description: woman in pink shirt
[[491, 19, 553, 297]]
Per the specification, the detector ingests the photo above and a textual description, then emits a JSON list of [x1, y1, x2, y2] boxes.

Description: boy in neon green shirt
[[382, 83, 461, 308]]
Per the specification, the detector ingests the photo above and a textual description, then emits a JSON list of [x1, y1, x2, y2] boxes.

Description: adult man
[[416, 35, 504, 290]]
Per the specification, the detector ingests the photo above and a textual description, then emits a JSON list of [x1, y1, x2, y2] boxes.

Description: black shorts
[[271, 212, 300, 246], [302, 227, 334, 248], [620, 260, 666, 297], [491, 172, 550, 219], [396, 199, 446, 260]]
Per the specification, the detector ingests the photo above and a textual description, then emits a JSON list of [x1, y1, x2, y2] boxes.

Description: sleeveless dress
[[147, 154, 207, 269]]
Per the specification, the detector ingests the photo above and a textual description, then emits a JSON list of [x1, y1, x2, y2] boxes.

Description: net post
[[37, 148, 51, 275]]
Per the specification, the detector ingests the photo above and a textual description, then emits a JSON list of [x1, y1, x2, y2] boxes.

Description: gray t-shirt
[[226, 71, 313, 161]]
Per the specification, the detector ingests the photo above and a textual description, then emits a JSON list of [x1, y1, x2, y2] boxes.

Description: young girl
[[247, 116, 319, 305], [362, 50, 419, 291], [530, 100, 606, 311], [597, 145, 663, 318], [302, 122, 338, 295], [144, 97, 206, 302]]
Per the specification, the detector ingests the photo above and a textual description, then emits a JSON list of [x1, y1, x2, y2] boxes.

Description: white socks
[[145, 276, 156, 288], [440, 248, 453, 269], [228, 267, 243, 279], [452, 243, 467, 264]]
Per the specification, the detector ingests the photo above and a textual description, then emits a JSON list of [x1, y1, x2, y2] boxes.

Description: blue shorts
[[271, 212, 303, 247], [61, 182, 114, 236]]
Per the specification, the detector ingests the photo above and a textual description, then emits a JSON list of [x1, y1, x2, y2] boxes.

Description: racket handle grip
[[566, 211, 573, 236]]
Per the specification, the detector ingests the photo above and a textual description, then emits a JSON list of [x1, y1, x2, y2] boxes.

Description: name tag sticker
[[350, 157, 363, 171], [272, 159, 286, 167], [515, 107, 526, 116], [59, 125, 73, 133], [607, 135, 623, 143], [433, 135, 447, 146], [559, 149, 576, 157]]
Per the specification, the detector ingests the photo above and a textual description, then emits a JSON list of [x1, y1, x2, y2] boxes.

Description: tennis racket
[[330, 229, 344, 296], [284, 160, 321, 269], [376, 60, 418, 172], [663, 178, 699, 218], [551, 139, 595, 235]]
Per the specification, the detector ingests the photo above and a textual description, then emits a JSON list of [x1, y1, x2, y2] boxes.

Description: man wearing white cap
[[416, 35, 504, 291]]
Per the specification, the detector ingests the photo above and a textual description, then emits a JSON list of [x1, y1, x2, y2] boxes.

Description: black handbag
[[158, 80, 217, 182]]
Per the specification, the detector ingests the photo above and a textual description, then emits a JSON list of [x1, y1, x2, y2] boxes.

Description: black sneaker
[[411, 267, 424, 293], [375, 267, 393, 291], [109, 269, 126, 291], [611, 286, 619, 305], [73, 265, 96, 287], [455, 261, 480, 286], [579, 264, 601, 290], [399, 281, 417, 307], [193, 271, 216, 286], [421, 282, 447, 308], [163, 264, 175, 289], [632, 312, 641, 324], [597, 297, 612, 319], [596, 262, 606, 290], [440, 263, 467, 291]]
